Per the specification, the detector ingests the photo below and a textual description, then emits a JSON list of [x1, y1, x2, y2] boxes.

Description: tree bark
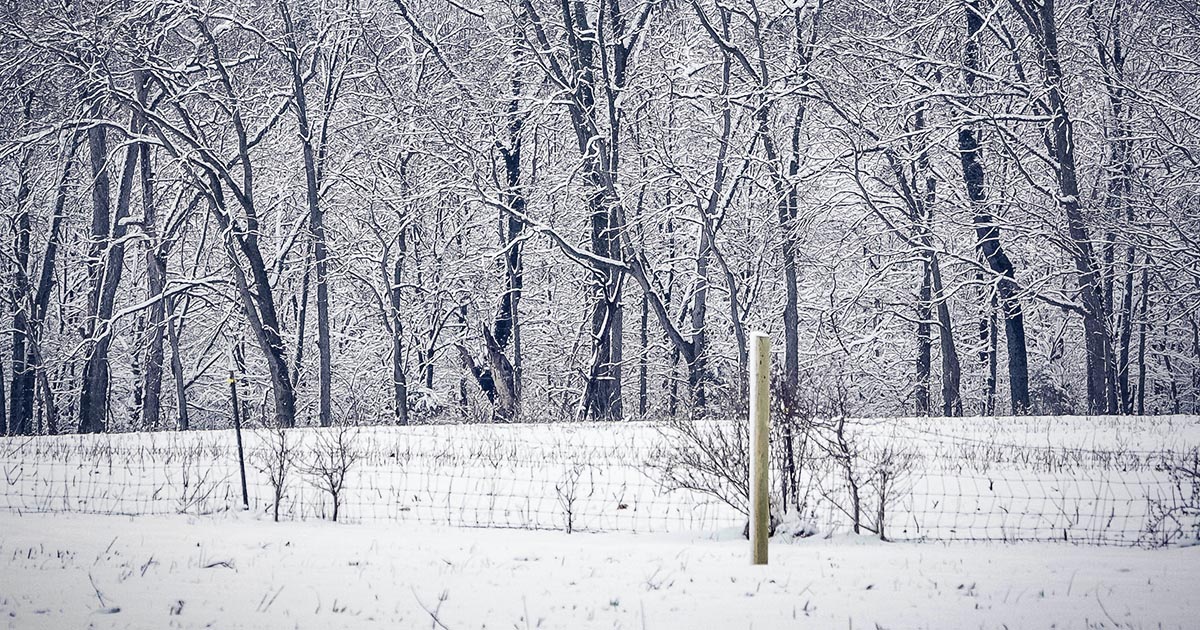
[[912, 103, 963, 417], [930, 256, 963, 416], [1011, 0, 1114, 413], [281, 3, 334, 427], [390, 232, 409, 426], [207, 177, 297, 428], [519, 0, 633, 421], [961, 0, 1030, 414], [915, 263, 933, 416], [1192, 316, 1200, 414], [1135, 256, 1150, 415], [14, 141, 76, 435], [166, 295, 190, 430], [79, 85, 143, 433], [139, 134, 168, 430], [8, 91, 33, 436]]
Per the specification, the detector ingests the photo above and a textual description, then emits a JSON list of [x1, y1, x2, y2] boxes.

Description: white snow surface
[[0, 511, 1196, 629]]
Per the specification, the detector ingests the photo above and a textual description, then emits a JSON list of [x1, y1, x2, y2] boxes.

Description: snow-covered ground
[[0, 510, 1196, 629]]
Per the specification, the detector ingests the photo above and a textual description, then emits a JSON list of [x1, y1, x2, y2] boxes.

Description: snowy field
[[0, 511, 1197, 629], [1, 417, 1199, 628], [2, 415, 1198, 545]]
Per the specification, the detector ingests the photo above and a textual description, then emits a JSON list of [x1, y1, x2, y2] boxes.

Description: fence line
[[0, 418, 1196, 545]]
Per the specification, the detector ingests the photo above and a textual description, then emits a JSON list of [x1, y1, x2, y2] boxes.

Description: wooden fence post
[[750, 331, 770, 565]]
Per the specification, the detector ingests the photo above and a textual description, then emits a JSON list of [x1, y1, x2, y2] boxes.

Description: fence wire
[[0, 419, 1196, 546]]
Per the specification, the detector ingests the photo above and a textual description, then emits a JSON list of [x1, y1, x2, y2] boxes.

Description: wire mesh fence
[[1, 417, 1196, 546]]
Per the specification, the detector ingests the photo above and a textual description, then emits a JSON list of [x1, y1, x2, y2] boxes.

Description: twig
[[412, 587, 453, 630]]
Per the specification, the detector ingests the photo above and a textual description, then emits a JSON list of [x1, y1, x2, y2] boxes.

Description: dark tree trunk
[[778, 184, 801, 410], [290, 252, 311, 387], [776, 5, 820, 413], [458, 327, 519, 423], [1163, 340, 1180, 415], [961, 0, 1030, 414], [759, 101, 802, 413], [390, 242, 409, 426], [520, 0, 628, 421], [912, 103, 963, 417], [14, 143, 75, 435], [580, 196, 624, 422], [1135, 258, 1150, 415], [1116, 247, 1136, 413], [79, 93, 142, 434], [688, 214, 712, 413], [281, 3, 334, 427], [387, 156, 412, 425], [35, 348, 57, 435], [140, 139, 167, 431], [8, 93, 33, 436], [1191, 316, 1200, 414], [1011, 0, 1114, 413], [915, 264, 933, 416], [167, 296, 190, 430], [208, 178, 297, 429], [1093, 2, 1136, 415], [930, 257, 963, 417], [638, 294, 648, 418], [982, 292, 1000, 416], [461, 44, 526, 422], [79, 109, 112, 434]]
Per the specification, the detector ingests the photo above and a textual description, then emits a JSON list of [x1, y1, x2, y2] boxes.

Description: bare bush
[[653, 369, 845, 538], [771, 371, 820, 521], [555, 463, 594, 534], [303, 425, 361, 522], [174, 455, 224, 515], [871, 444, 919, 541], [652, 416, 751, 516], [822, 416, 870, 535], [253, 426, 296, 522], [1143, 448, 1200, 547]]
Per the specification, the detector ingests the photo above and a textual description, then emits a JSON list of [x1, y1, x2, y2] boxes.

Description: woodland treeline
[[0, 0, 1198, 434]]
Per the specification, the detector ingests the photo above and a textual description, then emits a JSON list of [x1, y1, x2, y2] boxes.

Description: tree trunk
[[461, 48, 525, 422], [982, 292, 999, 416], [961, 0, 1030, 414], [8, 93, 33, 436], [1013, 0, 1114, 413], [1116, 247, 1136, 413], [34, 344, 57, 435], [688, 219, 711, 413], [1135, 259, 1150, 415], [915, 264, 933, 416], [139, 138, 167, 431], [390, 252, 409, 426], [930, 256, 963, 417], [14, 142, 76, 435], [1093, 3, 1136, 415], [79, 91, 143, 433], [1191, 316, 1200, 414], [519, 0, 627, 421], [208, 179, 297, 429], [167, 296, 190, 430], [281, 3, 334, 427], [290, 252, 311, 387], [78, 106, 112, 434], [638, 294, 648, 419]]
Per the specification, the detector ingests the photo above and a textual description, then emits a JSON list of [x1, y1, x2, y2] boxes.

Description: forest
[[0, 0, 1198, 435]]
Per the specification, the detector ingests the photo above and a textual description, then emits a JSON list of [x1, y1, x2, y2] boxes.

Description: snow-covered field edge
[[2, 415, 1198, 546]]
